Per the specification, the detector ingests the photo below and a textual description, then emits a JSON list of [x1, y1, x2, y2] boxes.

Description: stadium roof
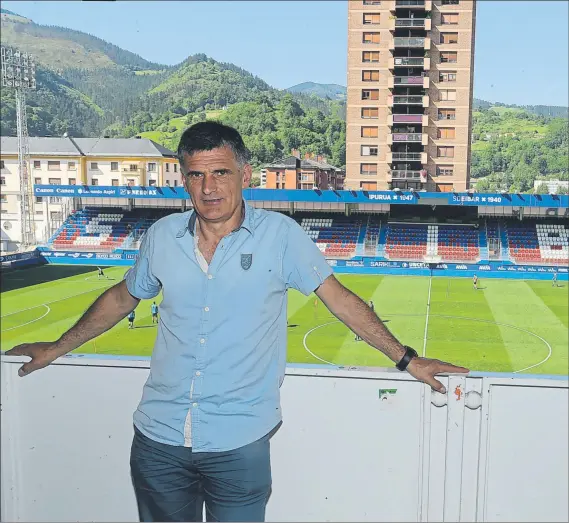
[[0, 136, 177, 158]]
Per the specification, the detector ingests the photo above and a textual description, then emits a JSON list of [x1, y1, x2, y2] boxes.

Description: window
[[35, 197, 43, 203], [48, 178, 61, 185], [0, 160, 4, 169], [111, 162, 119, 171], [68, 178, 76, 185], [438, 128, 456, 139], [363, 32, 381, 44], [92, 178, 99, 186], [363, 0, 381, 4], [363, 13, 380, 24], [362, 51, 380, 63], [174, 180, 179, 187], [165, 163, 170, 172], [361, 145, 378, 156], [0, 177, 5, 186], [149, 180, 157, 186], [361, 107, 379, 119], [441, 13, 459, 24], [47, 161, 61, 171], [49, 197, 62, 204], [440, 52, 458, 63], [33, 160, 41, 169], [361, 181, 377, 190], [442, 0, 459, 5], [362, 70, 380, 82], [437, 146, 455, 158], [360, 163, 378, 175], [174, 164, 178, 173], [68, 161, 76, 170], [112, 179, 119, 186], [148, 163, 157, 172], [440, 89, 457, 101], [439, 71, 457, 82], [440, 33, 458, 44], [129, 164, 138, 172], [34, 177, 41, 184], [437, 165, 454, 176], [90, 162, 98, 170], [438, 109, 456, 120], [362, 89, 379, 100], [361, 126, 379, 138]]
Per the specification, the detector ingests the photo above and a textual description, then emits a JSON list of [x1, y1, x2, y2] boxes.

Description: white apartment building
[[0, 136, 178, 251]]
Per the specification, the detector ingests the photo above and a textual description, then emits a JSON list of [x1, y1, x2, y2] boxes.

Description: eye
[[215, 170, 229, 177]]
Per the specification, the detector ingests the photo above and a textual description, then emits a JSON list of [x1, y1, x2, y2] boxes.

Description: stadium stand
[[505, 220, 568, 265], [46, 207, 568, 266], [299, 216, 362, 258]]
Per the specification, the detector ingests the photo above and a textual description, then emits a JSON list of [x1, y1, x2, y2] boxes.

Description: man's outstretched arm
[[5, 280, 139, 377], [315, 274, 468, 393]]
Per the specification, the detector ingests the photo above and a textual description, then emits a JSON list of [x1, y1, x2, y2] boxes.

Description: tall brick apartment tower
[[345, 0, 476, 192]]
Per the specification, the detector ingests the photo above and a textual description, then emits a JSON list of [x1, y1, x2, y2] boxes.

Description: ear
[[241, 163, 252, 188]]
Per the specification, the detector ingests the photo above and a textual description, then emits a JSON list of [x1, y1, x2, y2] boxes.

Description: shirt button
[[192, 403, 198, 408], [200, 338, 205, 344], [207, 274, 213, 280], [196, 371, 201, 376], [204, 306, 209, 312]]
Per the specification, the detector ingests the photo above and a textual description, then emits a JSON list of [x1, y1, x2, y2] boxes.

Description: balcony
[[390, 37, 431, 50], [389, 18, 432, 31], [391, 0, 433, 9], [387, 151, 428, 163], [388, 169, 424, 181], [1, 355, 567, 522], [389, 56, 431, 70], [388, 113, 429, 126], [389, 76, 430, 88], [388, 132, 428, 145], [389, 95, 430, 107]]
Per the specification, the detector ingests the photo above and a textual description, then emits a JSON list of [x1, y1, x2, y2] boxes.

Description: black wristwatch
[[396, 346, 418, 371]]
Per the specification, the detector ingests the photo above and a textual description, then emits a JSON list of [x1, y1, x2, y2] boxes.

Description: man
[[151, 301, 159, 324], [98, 266, 105, 280], [552, 271, 558, 287], [127, 309, 135, 329], [6, 122, 468, 522], [369, 300, 374, 313], [473, 273, 478, 290]]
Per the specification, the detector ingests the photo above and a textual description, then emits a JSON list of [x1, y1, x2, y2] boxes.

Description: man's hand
[[406, 357, 469, 394], [5, 342, 64, 377]]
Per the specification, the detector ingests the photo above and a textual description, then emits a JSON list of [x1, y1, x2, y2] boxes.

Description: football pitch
[[1, 265, 568, 376]]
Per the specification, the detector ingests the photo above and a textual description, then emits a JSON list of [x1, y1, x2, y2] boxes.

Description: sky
[[2, 0, 568, 106]]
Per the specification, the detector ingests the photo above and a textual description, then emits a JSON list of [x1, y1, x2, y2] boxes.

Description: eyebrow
[[187, 168, 233, 176]]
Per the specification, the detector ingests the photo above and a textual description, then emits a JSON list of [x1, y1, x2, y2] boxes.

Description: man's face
[[181, 146, 252, 224]]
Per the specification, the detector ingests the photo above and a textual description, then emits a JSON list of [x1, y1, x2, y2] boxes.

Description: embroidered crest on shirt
[[241, 253, 253, 270]]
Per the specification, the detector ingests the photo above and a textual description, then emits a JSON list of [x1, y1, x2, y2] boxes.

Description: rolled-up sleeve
[[282, 219, 334, 296], [124, 225, 162, 300]]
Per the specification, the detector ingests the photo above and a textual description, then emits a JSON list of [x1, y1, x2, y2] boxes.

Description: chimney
[[304, 152, 311, 160], [291, 148, 300, 158], [316, 155, 323, 163]]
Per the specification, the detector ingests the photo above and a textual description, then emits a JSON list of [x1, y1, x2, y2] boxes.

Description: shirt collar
[[176, 200, 255, 238]]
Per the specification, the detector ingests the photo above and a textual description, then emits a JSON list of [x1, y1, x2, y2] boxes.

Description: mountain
[[474, 98, 568, 119], [286, 82, 346, 101]]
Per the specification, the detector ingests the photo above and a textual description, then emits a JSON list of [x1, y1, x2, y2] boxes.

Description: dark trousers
[[130, 426, 272, 522]]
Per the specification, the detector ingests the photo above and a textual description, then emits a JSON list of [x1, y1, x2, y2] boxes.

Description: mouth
[[201, 198, 224, 206]]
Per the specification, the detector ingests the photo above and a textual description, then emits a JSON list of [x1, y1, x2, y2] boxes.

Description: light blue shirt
[[125, 202, 333, 452]]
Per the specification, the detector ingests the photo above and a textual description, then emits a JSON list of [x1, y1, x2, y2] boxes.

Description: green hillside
[[286, 82, 347, 101], [471, 109, 568, 193]]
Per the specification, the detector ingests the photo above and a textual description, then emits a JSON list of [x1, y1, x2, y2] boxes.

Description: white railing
[[1, 356, 567, 522]]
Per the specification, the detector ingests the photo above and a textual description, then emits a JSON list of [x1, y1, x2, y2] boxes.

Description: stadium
[[2, 185, 568, 376]]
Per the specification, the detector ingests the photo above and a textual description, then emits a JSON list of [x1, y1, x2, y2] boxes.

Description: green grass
[[1, 266, 567, 376]]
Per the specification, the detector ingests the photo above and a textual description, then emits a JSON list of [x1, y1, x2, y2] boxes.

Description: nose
[[201, 173, 217, 195]]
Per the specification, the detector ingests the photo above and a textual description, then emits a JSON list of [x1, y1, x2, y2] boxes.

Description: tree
[[250, 176, 261, 187], [535, 183, 550, 194]]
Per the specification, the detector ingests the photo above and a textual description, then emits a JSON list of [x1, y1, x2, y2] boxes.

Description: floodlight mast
[[1, 45, 37, 249]]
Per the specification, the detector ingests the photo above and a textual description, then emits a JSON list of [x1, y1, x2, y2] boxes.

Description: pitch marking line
[[303, 314, 553, 374], [1, 304, 51, 332], [1, 283, 115, 319], [422, 275, 433, 358]]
